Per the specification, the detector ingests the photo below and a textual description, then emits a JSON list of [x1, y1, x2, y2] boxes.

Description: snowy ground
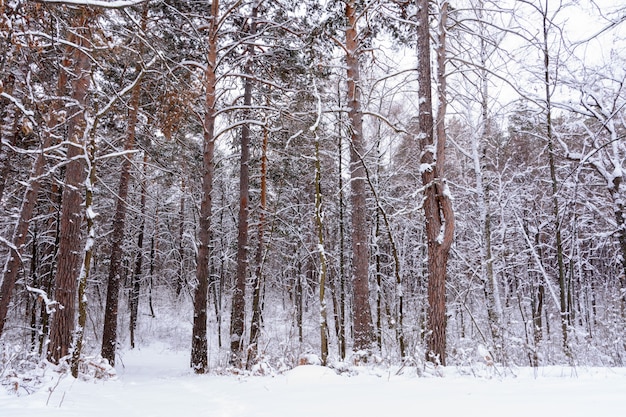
[[1, 346, 625, 417]]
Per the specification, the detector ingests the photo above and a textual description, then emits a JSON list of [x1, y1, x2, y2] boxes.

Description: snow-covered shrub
[[0, 344, 45, 396]]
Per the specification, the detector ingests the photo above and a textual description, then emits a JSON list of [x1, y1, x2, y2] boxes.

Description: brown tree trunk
[[191, 0, 218, 373], [345, 0, 374, 355], [229, 3, 258, 368], [47, 9, 92, 364], [101, 48, 144, 368], [417, 0, 454, 366], [0, 55, 70, 342]]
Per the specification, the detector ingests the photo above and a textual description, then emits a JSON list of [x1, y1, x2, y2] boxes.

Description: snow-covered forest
[[1, 0, 626, 394]]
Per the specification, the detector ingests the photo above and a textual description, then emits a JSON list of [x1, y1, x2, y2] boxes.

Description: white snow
[[1, 346, 624, 417]]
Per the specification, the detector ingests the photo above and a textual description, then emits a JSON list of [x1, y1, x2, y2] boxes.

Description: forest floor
[[1, 344, 625, 417]]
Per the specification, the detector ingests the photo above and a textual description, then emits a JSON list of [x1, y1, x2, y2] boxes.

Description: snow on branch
[[0, 235, 19, 253], [26, 286, 58, 314], [34, 0, 147, 8], [309, 79, 322, 133], [0, 92, 35, 120]]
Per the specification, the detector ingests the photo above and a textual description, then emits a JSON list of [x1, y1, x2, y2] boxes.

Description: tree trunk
[[541, 6, 571, 360], [48, 9, 92, 364], [311, 88, 329, 366], [191, 0, 218, 373], [230, 3, 257, 367], [336, 116, 347, 360], [101, 53, 144, 368], [472, 1, 503, 362], [247, 111, 269, 369], [129, 152, 148, 350], [418, 0, 454, 366], [36, 184, 62, 354], [0, 55, 70, 342], [345, 0, 374, 355], [176, 178, 186, 297], [70, 110, 98, 377]]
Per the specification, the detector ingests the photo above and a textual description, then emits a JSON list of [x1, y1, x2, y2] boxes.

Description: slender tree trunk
[[230, 3, 258, 367], [295, 260, 303, 343], [101, 51, 144, 368], [418, 0, 454, 366], [129, 152, 148, 350], [345, 0, 374, 355], [176, 178, 186, 297], [191, 0, 218, 373], [48, 9, 92, 364], [70, 109, 98, 377], [541, 5, 570, 360], [331, 83, 347, 360], [247, 110, 269, 369], [37, 184, 61, 354], [375, 208, 382, 350], [474, 4, 503, 360], [0, 75, 18, 203], [311, 87, 329, 366], [148, 210, 157, 318]]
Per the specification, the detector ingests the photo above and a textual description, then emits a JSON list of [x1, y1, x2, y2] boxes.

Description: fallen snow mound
[[284, 365, 340, 382]]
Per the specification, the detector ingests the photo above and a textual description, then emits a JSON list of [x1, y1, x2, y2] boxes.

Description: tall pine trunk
[[47, 9, 92, 364], [417, 0, 454, 366], [191, 0, 219, 373], [345, 0, 374, 355], [230, 2, 258, 368]]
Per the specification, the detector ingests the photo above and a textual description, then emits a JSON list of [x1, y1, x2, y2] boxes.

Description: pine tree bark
[[417, 0, 454, 366], [47, 8, 92, 364], [191, 0, 219, 373], [345, 0, 374, 354], [229, 3, 258, 368], [0, 51, 70, 342]]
